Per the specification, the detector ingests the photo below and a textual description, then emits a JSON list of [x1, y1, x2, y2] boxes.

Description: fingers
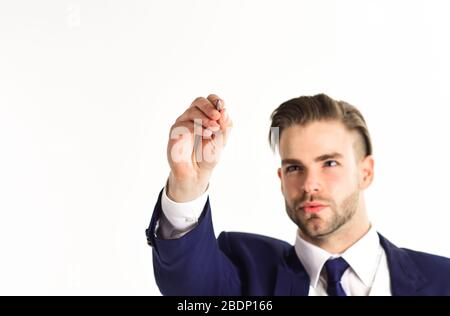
[[174, 94, 232, 142], [218, 107, 233, 130], [176, 107, 221, 131], [190, 96, 221, 121], [202, 94, 232, 142], [170, 120, 214, 140], [216, 108, 233, 146]]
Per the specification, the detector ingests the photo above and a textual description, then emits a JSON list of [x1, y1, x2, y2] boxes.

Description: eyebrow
[[281, 152, 343, 166]]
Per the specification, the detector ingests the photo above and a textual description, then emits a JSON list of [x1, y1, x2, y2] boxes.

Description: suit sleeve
[[146, 190, 242, 296]]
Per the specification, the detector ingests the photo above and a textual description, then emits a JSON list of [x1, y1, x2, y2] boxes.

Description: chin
[[304, 229, 333, 240], [302, 221, 333, 238]]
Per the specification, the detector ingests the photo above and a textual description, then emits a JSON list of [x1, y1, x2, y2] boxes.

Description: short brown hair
[[269, 94, 372, 158]]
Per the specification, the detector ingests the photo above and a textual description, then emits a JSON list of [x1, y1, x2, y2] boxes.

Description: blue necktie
[[324, 257, 349, 296]]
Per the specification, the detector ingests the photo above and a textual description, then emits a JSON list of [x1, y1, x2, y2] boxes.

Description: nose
[[303, 170, 323, 194]]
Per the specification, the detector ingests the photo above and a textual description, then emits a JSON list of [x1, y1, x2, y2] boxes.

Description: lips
[[301, 203, 328, 214]]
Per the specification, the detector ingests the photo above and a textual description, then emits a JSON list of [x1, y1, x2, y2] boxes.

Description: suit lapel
[[378, 234, 427, 296], [275, 235, 429, 296], [274, 247, 310, 296]]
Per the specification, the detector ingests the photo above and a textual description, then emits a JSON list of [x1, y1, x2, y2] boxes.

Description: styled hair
[[269, 93, 372, 158]]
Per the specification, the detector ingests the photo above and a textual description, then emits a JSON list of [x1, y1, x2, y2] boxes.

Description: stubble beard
[[285, 189, 360, 240]]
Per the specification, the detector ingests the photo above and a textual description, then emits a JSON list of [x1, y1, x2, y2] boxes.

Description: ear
[[359, 155, 374, 190]]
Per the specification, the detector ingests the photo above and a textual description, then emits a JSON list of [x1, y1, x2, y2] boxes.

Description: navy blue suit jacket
[[146, 191, 450, 296]]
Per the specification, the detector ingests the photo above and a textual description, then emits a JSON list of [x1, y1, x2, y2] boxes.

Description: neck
[[300, 204, 371, 254]]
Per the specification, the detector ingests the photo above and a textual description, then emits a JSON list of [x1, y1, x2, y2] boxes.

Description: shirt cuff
[[158, 184, 209, 239]]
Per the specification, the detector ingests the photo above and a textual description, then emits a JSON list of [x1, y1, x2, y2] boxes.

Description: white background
[[1, 0, 449, 295]]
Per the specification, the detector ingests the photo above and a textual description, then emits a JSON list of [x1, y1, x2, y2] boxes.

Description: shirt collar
[[294, 225, 381, 288], [294, 232, 332, 288], [341, 226, 381, 287]]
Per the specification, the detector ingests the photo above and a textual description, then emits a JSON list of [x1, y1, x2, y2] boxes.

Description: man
[[146, 93, 450, 296]]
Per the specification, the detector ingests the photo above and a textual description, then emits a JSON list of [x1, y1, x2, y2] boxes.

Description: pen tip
[[215, 99, 223, 111]]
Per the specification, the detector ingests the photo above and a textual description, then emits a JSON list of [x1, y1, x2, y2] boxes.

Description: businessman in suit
[[146, 93, 450, 296]]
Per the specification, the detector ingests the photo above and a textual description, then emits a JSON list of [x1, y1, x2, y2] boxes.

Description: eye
[[286, 165, 302, 173], [324, 160, 339, 168]]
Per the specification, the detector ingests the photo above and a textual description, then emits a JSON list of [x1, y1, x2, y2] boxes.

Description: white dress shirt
[[158, 186, 392, 296], [295, 227, 392, 296]]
